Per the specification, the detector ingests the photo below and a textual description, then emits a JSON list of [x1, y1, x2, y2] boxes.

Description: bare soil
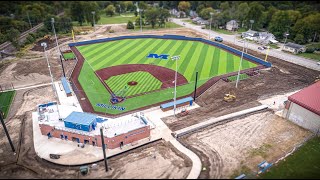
[[0, 85, 192, 179], [178, 111, 311, 178]]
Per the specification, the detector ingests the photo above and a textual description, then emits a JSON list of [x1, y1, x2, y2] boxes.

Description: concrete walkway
[[143, 104, 202, 179], [174, 105, 268, 138], [1, 82, 53, 93], [172, 18, 320, 71]]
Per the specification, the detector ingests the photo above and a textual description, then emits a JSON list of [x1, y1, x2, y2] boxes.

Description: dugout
[[64, 112, 97, 132], [61, 77, 72, 97], [160, 96, 193, 112]]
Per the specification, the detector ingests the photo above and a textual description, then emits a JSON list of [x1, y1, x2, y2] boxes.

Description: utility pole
[[282, 32, 289, 50], [100, 127, 108, 172], [136, 2, 142, 32], [0, 110, 15, 153], [171, 55, 180, 117], [51, 18, 60, 57], [209, 12, 213, 39]]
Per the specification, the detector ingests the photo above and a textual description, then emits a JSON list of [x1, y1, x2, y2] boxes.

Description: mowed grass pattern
[[76, 38, 257, 82], [105, 71, 162, 97], [76, 38, 258, 114]]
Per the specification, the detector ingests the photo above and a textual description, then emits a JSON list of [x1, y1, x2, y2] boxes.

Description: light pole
[[136, 3, 142, 32], [235, 35, 246, 88], [209, 12, 214, 40], [282, 32, 289, 50], [92, 11, 96, 31], [51, 18, 60, 56], [171, 55, 180, 117], [41, 42, 60, 117]]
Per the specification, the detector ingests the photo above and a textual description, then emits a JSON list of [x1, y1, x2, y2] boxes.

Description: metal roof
[[61, 77, 71, 94], [288, 81, 320, 116], [160, 96, 193, 109], [64, 111, 97, 126], [284, 42, 305, 49]]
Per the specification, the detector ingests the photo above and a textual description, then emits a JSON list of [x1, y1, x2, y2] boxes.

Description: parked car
[[258, 46, 264, 50], [214, 36, 223, 42]]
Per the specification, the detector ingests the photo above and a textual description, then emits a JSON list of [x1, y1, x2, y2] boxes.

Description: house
[[282, 81, 320, 133], [242, 30, 278, 44], [241, 30, 259, 41], [189, 10, 198, 18], [169, 9, 186, 18], [226, 20, 239, 31], [282, 42, 306, 54], [192, 17, 202, 23]]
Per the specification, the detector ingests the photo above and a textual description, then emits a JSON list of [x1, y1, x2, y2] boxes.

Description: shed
[[64, 112, 97, 132], [283, 81, 320, 133], [160, 96, 193, 111], [61, 77, 72, 97]]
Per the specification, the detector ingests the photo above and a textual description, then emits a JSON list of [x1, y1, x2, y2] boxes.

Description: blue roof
[[64, 112, 97, 126], [160, 96, 193, 109], [61, 77, 71, 94]]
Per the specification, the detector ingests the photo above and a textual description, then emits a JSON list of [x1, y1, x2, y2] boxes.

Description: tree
[[158, 8, 170, 27], [105, 4, 116, 17], [199, 7, 214, 20], [145, 8, 159, 28], [83, 2, 100, 26], [69, 1, 86, 26], [178, 1, 191, 13], [6, 28, 20, 49], [268, 11, 291, 39], [135, 16, 144, 27], [235, 2, 250, 28], [125, 1, 135, 12], [294, 34, 305, 44], [247, 2, 265, 30], [127, 20, 134, 29]]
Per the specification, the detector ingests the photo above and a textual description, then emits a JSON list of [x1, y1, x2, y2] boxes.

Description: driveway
[[172, 18, 320, 71]]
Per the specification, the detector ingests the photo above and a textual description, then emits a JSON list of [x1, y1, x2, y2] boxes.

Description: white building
[[226, 20, 239, 31], [283, 81, 320, 133], [283, 42, 306, 54]]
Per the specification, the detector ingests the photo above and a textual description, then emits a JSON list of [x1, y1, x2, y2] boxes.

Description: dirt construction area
[[0, 25, 319, 178]]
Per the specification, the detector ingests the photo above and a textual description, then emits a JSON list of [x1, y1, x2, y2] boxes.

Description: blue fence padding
[[161, 96, 193, 109], [61, 77, 71, 94], [38, 102, 57, 108], [235, 174, 246, 179], [69, 35, 271, 68], [258, 160, 267, 167]]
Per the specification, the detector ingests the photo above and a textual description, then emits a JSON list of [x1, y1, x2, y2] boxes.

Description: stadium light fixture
[[171, 55, 180, 117], [282, 32, 290, 50]]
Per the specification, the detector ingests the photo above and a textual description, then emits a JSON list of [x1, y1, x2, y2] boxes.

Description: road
[[172, 18, 320, 71]]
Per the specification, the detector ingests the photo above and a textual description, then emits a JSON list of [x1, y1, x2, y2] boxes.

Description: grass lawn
[[227, 74, 249, 81], [76, 38, 257, 114], [99, 12, 136, 24], [105, 71, 162, 97], [298, 53, 320, 61], [63, 52, 75, 60], [130, 22, 182, 31], [211, 28, 235, 35], [182, 19, 193, 23], [0, 91, 15, 119], [259, 137, 320, 179]]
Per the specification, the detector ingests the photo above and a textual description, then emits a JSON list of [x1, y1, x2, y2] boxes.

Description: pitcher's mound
[[128, 81, 138, 86]]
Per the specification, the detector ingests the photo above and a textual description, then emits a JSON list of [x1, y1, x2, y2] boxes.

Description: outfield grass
[[105, 71, 162, 97], [76, 38, 258, 114], [259, 137, 320, 179], [0, 91, 15, 119]]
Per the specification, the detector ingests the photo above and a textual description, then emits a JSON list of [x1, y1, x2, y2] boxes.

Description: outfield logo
[[147, 53, 170, 60], [96, 103, 126, 111]]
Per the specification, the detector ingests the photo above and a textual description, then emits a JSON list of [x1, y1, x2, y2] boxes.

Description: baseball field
[[72, 38, 259, 115]]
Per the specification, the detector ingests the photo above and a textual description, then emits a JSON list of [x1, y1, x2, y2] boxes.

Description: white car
[[317, 62, 320, 65]]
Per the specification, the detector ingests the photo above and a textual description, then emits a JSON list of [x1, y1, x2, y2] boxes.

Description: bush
[[127, 20, 134, 29], [306, 47, 315, 53], [109, 29, 115, 33]]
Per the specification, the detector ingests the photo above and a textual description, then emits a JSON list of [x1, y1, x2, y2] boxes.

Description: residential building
[[226, 20, 239, 31], [282, 42, 306, 54]]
